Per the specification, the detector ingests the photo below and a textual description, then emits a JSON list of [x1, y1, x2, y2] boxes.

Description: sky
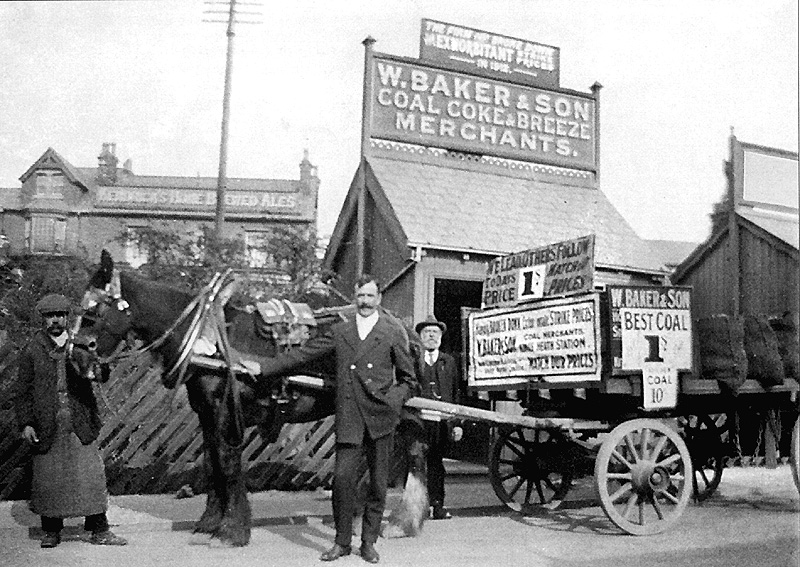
[[0, 0, 797, 245]]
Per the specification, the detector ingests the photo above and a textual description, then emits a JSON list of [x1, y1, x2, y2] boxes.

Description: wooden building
[[672, 135, 799, 319]]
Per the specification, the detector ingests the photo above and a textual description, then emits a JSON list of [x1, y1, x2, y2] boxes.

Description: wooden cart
[[454, 285, 799, 535]]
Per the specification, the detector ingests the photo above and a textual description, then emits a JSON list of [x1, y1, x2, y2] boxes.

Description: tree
[[114, 222, 337, 307]]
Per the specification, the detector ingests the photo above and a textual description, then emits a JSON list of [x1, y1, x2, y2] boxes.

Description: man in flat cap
[[16, 294, 127, 548], [414, 315, 462, 520]]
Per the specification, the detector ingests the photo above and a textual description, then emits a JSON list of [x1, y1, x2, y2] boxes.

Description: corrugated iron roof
[[737, 207, 799, 249], [368, 154, 665, 272]]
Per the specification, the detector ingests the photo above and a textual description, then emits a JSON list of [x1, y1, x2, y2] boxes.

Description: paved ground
[[1, 461, 798, 567]]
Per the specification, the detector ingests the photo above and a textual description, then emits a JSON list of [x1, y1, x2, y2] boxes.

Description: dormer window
[[34, 170, 65, 198]]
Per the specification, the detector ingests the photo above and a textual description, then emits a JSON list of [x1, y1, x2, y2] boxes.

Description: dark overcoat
[[16, 332, 104, 453], [257, 314, 419, 444]]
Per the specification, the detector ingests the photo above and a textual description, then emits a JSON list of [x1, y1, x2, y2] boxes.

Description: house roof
[[74, 169, 301, 193], [19, 147, 89, 190], [362, 150, 665, 273], [737, 207, 799, 249]]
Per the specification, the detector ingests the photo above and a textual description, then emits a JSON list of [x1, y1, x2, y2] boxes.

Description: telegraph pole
[[204, 0, 262, 239]]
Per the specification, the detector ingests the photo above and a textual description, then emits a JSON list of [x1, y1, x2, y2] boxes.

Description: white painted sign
[[642, 362, 678, 410]]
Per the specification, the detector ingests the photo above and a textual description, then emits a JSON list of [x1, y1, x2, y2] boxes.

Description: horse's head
[[78, 249, 133, 361]]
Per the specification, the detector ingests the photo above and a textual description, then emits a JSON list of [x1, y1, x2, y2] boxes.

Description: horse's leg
[[211, 374, 251, 547], [186, 378, 224, 536], [215, 433, 251, 546]]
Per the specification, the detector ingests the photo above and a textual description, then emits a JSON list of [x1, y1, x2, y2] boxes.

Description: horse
[[78, 250, 428, 547]]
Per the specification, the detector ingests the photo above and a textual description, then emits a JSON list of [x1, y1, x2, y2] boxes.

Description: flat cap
[[36, 293, 72, 315]]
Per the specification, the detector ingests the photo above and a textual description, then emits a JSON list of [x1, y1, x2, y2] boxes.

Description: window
[[245, 231, 271, 268], [125, 226, 149, 268], [26, 216, 66, 253], [34, 171, 64, 198]]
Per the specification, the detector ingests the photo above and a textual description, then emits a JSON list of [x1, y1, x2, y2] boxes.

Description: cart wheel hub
[[649, 466, 671, 491]]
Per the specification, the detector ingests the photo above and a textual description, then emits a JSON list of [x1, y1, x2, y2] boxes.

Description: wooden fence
[[0, 349, 337, 499]]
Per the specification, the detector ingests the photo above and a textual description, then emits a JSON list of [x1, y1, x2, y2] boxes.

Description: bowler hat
[[415, 315, 446, 334], [36, 293, 72, 315]]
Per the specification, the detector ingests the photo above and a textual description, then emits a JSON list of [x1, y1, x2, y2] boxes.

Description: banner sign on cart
[[468, 294, 601, 388], [419, 19, 560, 89], [482, 234, 595, 309], [608, 286, 693, 373]]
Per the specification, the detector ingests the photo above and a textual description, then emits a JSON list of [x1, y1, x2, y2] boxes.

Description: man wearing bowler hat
[[16, 293, 127, 548], [414, 315, 463, 520]]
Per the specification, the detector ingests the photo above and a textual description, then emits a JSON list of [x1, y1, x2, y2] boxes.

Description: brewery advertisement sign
[[419, 19, 560, 89], [482, 234, 595, 309], [468, 294, 601, 388], [608, 286, 693, 410], [369, 54, 596, 171]]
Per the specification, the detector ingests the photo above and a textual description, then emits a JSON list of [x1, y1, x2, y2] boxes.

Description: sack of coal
[[768, 311, 799, 382], [697, 314, 748, 394], [742, 314, 785, 387]]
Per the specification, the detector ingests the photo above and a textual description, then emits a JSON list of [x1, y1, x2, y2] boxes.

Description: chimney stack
[[97, 142, 119, 185]]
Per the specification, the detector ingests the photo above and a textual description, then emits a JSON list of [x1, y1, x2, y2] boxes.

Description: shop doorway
[[432, 278, 483, 357], [433, 278, 487, 464]]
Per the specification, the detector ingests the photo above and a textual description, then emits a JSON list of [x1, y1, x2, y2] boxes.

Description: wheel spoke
[[507, 477, 525, 499], [640, 428, 652, 460], [610, 448, 634, 469], [500, 472, 518, 482], [622, 492, 638, 520], [650, 434, 668, 461], [624, 433, 639, 463], [533, 479, 546, 502], [607, 472, 632, 481], [657, 487, 680, 505], [505, 441, 526, 460], [656, 452, 681, 469], [609, 482, 633, 503], [524, 479, 535, 505], [651, 495, 665, 520]]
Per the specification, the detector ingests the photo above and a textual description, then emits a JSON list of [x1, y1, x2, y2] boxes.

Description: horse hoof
[[188, 532, 214, 546], [208, 537, 237, 549]]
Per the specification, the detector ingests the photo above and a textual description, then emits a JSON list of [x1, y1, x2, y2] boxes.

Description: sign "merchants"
[[482, 234, 595, 309], [369, 56, 595, 171]]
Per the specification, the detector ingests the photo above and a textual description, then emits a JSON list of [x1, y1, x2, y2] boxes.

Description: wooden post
[[215, 0, 238, 239], [590, 82, 602, 186], [356, 36, 376, 279]]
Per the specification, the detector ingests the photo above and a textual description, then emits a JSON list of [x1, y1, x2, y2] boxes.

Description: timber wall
[[0, 352, 337, 499]]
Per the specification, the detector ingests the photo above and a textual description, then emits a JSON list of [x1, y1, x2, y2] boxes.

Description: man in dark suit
[[246, 275, 418, 564], [414, 315, 462, 520]]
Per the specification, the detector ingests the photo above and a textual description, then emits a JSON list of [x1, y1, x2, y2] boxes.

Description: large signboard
[[369, 55, 596, 171], [95, 187, 301, 213], [608, 286, 693, 410], [468, 294, 601, 389], [731, 139, 799, 212], [420, 19, 560, 89], [482, 234, 595, 309], [608, 285, 693, 372]]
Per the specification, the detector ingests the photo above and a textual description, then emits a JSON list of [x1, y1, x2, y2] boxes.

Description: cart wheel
[[595, 418, 693, 535], [678, 414, 725, 501], [791, 417, 799, 495], [488, 427, 573, 512]]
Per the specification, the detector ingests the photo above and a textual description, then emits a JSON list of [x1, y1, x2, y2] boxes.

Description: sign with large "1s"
[[608, 285, 693, 410]]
